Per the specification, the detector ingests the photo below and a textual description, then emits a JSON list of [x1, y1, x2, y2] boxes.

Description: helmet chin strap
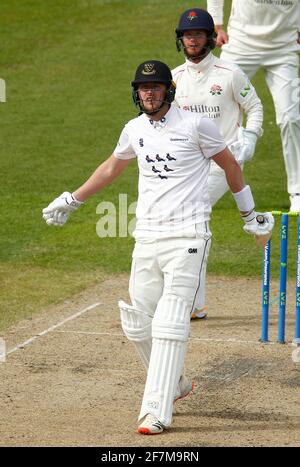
[[141, 100, 170, 115], [183, 43, 210, 62], [138, 92, 169, 115], [176, 35, 212, 62]]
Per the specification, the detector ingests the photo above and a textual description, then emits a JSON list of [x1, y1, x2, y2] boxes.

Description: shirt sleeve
[[195, 116, 227, 158], [231, 68, 263, 137], [113, 124, 137, 160], [207, 0, 224, 25]]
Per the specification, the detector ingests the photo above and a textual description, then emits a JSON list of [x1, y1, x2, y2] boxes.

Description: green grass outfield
[[0, 0, 297, 330]]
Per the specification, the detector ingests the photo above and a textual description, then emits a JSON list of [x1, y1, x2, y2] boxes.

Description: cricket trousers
[[127, 223, 211, 426]]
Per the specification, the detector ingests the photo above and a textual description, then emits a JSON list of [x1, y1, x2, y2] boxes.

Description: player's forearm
[[225, 159, 245, 194], [73, 155, 131, 202], [212, 147, 245, 193], [206, 0, 224, 27]]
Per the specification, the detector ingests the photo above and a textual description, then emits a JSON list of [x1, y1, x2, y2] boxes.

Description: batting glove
[[242, 211, 275, 247], [42, 192, 83, 226]]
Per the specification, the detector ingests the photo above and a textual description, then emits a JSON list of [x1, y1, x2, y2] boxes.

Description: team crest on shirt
[[210, 84, 223, 96], [145, 153, 177, 180]]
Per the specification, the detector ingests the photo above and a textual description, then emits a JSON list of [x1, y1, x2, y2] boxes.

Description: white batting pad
[[119, 300, 152, 371], [139, 294, 190, 426], [152, 294, 190, 341]]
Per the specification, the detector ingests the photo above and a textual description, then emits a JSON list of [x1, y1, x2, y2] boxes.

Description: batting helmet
[[175, 8, 216, 53], [132, 60, 176, 114]]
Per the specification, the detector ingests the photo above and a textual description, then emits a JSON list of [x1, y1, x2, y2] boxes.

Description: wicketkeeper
[[42, 60, 274, 435], [172, 7, 263, 319]]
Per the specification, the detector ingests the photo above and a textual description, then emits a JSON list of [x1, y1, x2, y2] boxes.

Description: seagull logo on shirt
[[166, 153, 176, 161], [156, 154, 165, 162], [145, 153, 176, 180], [152, 166, 161, 173], [146, 155, 155, 163]]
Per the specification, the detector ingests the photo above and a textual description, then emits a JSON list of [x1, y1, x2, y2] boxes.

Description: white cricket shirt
[[172, 53, 263, 146], [207, 0, 300, 52], [113, 105, 226, 236]]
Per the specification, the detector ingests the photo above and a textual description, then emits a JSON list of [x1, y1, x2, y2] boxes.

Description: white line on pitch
[[6, 302, 102, 356], [190, 335, 277, 345], [54, 330, 124, 337], [52, 329, 295, 346]]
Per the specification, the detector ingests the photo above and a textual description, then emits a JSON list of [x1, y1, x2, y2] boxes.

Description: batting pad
[[139, 294, 190, 427], [119, 300, 152, 371]]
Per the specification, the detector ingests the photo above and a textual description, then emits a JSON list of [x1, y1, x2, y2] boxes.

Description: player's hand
[[242, 211, 275, 247], [235, 129, 258, 165], [215, 28, 228, 47], [42, 192, 83, 226]]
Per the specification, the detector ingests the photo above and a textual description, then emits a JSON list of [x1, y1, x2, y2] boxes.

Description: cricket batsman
[[172, 7, 264, 318], [42, 60, 274, 434]]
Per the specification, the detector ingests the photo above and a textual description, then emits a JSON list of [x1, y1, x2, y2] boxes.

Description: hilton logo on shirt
[[182, 104, 220, 119]]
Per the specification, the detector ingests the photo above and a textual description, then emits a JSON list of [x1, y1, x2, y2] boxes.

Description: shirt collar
[[149, 116, 167, 129], [185, 52, 214, 74], [144, 105, 175, 130]]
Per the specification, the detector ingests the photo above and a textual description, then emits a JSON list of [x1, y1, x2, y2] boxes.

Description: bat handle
[[256, 214, 265, 224]]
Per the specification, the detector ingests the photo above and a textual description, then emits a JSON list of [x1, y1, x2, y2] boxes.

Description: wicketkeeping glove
[[230, 128, 258, 165], [42, 192, 83, 226], [242, 211, 275, 247]]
